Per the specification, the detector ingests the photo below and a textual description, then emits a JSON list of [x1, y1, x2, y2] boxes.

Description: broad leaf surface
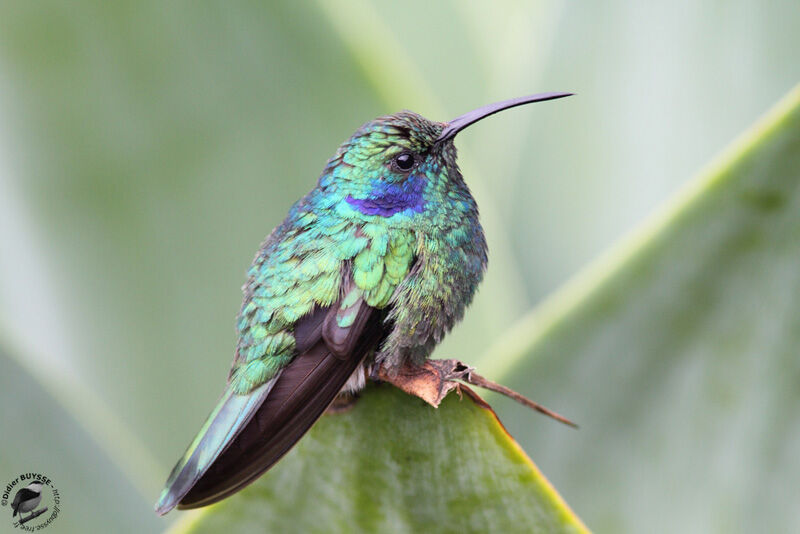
[[168, 386, 587, 534], [488, 87, 800, 533], [0, 1, 797, 533]]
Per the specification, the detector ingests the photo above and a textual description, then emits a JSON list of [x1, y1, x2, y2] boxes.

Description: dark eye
[[393, 153, 415, 172]]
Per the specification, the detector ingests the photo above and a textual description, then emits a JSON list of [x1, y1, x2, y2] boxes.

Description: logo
[[1, 473, 60, 531]]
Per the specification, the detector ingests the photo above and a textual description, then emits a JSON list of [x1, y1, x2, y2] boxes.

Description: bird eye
[[393, 153, 415, 172]]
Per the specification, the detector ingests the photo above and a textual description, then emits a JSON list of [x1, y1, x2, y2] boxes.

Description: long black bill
[[437, 92, 573, 142]]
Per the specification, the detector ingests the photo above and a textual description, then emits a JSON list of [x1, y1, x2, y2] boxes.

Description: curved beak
[[437, 92, 573, 143]]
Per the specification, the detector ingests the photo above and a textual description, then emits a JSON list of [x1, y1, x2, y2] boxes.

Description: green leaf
[[0, 2, 797, 532], [485, 86, 800, 532], [0, 3, 565, 531], [167, 385, 587, 534]]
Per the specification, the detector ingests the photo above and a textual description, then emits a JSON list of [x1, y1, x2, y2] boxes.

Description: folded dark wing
[[175, 295, 384, 510]]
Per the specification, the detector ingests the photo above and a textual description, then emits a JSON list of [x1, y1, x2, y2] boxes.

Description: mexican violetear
[[155, 92, 572, 515]]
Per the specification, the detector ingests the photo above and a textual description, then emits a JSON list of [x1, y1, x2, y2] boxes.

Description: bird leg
[[374, 358, 577, 428]]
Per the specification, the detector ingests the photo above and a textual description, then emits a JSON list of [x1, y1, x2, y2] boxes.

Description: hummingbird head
[[320, 92, 572, 225]]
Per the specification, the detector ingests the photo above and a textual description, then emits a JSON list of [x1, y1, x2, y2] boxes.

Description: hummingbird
[[155, 92, 572, 515]]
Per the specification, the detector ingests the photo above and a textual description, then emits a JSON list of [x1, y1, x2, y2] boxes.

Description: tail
[[154, 378, 277, 515]]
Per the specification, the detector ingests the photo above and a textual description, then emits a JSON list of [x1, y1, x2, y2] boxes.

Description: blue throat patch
[[346, 175, 426, 217]]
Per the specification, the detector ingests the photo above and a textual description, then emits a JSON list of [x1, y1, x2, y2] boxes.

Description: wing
[[11, 488, 37, 514], [155, 281, 385, 515]]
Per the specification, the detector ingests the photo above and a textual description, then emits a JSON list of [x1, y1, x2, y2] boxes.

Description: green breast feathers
[[230, 210, 416, 394]]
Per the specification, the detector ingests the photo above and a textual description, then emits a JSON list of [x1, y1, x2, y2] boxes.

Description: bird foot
[[374, 358, 577, 428]]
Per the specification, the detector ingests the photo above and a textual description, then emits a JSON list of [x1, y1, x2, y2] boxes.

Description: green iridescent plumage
[[156, 93, 572, 515], [230, 112, 485, 395]]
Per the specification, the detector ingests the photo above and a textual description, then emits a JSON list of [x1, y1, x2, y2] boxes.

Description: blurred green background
[[1, 1, 798, 533]]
